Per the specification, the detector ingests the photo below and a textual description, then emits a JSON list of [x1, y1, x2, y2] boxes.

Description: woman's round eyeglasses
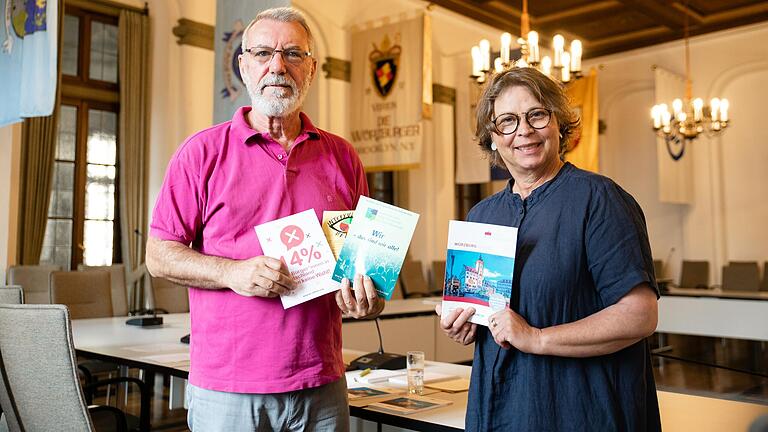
[[492, 108, 552, 135]]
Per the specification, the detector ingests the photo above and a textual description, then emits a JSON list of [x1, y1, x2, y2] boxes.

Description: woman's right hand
[[435, 304, 478, 345]]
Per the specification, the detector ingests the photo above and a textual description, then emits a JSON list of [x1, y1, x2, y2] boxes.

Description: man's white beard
[[244, 72, 311, 117]]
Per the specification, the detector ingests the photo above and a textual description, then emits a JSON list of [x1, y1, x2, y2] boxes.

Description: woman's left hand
[[488, 308, 542, 353]]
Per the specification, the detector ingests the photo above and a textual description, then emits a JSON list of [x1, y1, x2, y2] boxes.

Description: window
[[40, 7, 120, 270]]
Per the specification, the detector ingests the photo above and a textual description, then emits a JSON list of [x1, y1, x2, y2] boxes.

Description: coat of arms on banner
[[369, 35, 401, 98], [3, 0, 48, 53], [220, 19, 245, 101]]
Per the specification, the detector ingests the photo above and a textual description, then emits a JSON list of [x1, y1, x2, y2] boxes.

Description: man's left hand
[[335, 274, 384, 319]]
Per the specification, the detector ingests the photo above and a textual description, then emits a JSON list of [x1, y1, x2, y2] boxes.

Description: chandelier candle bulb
[[553, 34, 564, 67], [471, 46, 481, 77], [561, 52, 571, 82], [480, 39, 491, 71], [527, 31, 539, 63], [570, 40, 582, 72], [494, 57, 503, 73], [500, 32, 512, 64], [710, 98, 720, 121], [541, 56, 552, 77], [693, 98, 703, 121], [672, 99, 683, 117], [720, 99, 729, 122]]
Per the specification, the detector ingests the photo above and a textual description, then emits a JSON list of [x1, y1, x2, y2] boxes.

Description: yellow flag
[[564, 69, 599, 173]]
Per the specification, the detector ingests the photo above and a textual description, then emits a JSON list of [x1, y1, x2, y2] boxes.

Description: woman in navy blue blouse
[[437, 67, 662, 431]]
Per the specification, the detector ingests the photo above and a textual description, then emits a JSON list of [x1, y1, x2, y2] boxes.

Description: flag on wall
[[213, 0, 287, 125], [654, 66, 693, 204], [0, 0, 58, 128], [349, 14, 431, 171], [564, 69, 599, 173]]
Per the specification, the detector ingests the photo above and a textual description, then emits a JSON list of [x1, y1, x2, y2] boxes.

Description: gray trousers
[[187, 377, 350, 432]]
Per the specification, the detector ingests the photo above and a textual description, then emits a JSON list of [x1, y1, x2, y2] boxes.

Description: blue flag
[[0, 0, 58, 127]]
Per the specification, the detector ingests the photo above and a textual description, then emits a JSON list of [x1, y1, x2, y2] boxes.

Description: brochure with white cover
[[440, 220, 518, 326], [332, 196, 419, 299], [254, 209, 338, 309]]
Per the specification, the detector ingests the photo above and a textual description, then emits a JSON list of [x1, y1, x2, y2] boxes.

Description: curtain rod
[[65, 0, 148, 17]]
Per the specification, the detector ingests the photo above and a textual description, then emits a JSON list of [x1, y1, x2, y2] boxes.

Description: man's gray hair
[[241, 7, 315, 53]]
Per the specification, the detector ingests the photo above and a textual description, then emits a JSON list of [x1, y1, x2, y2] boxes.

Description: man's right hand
[[225, 256, 294, 298], [436, 304, 478, 346]]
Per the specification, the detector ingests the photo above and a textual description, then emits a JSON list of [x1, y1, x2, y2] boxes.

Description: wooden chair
[[0, 304, 149, 431], [78, 264, 129, 317], [761, 262, 768, 292], [721, 261, 760, 292], [399, 260, 441, 298], [431, 260, 447, 293], [678, 260, 709, 288], [150, 277, 189, 314], [6, 265, 61, 304], [49, 271, 113, 319], [653, 259, 664, 279]]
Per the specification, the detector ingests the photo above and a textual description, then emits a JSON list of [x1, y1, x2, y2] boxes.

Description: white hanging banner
[[349, 14, 430, 171], [654, 67, 693, 204], [454, 53, 490, 184]]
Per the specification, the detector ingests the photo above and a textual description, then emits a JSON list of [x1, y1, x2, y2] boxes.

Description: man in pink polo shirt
[[146, 7, 383, 431]]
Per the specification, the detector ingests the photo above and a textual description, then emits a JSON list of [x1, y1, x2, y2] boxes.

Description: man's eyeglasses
[[492, 108, 552, 135], [244, 47, 312, 65]]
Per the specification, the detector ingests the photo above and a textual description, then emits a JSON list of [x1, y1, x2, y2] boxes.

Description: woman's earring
[[559, 132, 564, 139], [491, 141, 497, 151]]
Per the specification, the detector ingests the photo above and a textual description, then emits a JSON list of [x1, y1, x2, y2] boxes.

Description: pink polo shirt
[[150, 107, 368, 393]]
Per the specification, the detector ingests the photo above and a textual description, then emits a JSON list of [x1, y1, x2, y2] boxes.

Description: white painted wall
[[587, 22, 768, 285]]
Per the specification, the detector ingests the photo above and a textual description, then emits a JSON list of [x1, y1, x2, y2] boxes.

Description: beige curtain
[[17, 116, 59, 265], [16, 0, 63, 265], [118, 9, 150, 310]]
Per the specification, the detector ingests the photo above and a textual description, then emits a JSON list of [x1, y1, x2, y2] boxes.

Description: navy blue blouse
[[465, 163, 661, 431]]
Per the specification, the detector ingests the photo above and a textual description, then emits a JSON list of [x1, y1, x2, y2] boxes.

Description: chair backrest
[[761, 262, 768, 292], [653, 259, 664, 279], [78, 264, 128, 316], [6, 265, 61, 304], [0, 304, 94, 431], [49, 271, 113, 319], [151, 277, 189, 313], [0, 286, 23, 305], [679, 260, 710, 288], [722, 261, 760, 292], [399, 260, 429, 297], [431, 260, 447, 293], [0, 287, 23, 432]]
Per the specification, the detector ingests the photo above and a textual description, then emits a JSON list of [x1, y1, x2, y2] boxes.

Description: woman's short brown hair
[[475, 67, 580, 166]]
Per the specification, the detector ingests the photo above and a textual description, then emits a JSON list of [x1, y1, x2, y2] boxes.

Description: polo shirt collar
[[230, 106, 320, 145]]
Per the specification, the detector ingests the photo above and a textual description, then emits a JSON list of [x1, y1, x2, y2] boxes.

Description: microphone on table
[[346, 318, 406, 371]]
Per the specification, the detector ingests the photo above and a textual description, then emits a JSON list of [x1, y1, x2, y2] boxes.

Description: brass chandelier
[[469, 0, 582, 84]]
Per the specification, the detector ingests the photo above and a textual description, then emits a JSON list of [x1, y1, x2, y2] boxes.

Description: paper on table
[[424, 378, 471, 393], [388, 371, 457, 386]]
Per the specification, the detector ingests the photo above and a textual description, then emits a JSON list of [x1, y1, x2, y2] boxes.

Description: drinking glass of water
[[406, 350, 425, 395]]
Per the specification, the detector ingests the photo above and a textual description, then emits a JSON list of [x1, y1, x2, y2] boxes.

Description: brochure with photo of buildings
[[331, 196, 419, 299], [254, 209, 338, 309], [440, 220, 518, 326]]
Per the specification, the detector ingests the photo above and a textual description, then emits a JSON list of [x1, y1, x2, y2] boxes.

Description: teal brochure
[[331, 196, 419, 299]]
